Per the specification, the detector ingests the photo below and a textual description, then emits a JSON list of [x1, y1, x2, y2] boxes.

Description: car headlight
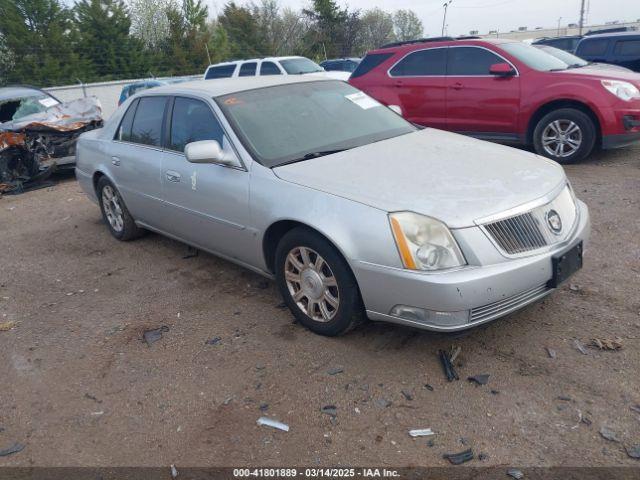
[[389, 212, 466, 271], [601, 80, 640, 101]]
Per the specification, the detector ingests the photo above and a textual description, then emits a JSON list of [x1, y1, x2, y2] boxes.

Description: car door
[[160, 96, 252, 261], [445, 46, 520, 136], [387, 48, 447, 129], [110, 96, 167, 227]]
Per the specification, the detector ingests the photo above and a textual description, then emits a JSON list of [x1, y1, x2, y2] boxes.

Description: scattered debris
[[630, 405, 640, 415], [557, 395, 572, 401], [182, 246, 198, 259], [449, 345, 461, 363], [143, 326, 169, 346], [223, 396, 234, 406], [205, 336, 222, 346], [257, 417, 289, 432], [327, 367, 344, 376], [438, 349, 459, 381], [443, 448, 473, 465], [490, 390, 500, 395], [573, 339, 588, 355], [170, 464, 178, 478], [581, 414, 592, 426], [569, 284, 581, 292], [626, 445, 640, 459], [589, 338, 623, 351], [507, 468, 524, 479], [320, 405, 337, 417], [424, 384, 434, 391], [0, 443, 25, 457], [426, 439, 435, 447], [467, 374, 490, 386], [409, 428, 434, 437], [599, 426, 620, 442], [375, 398, 392, 409], [259, 403, 269, 412], [401, 390, 413, 401], [91, 411, 104, 416], [546, 347, 557, 358], [0, 320, 16, 331], [255, 363, 266, 371], [84, 393, 102, 404], [0, 96, 102, 194]]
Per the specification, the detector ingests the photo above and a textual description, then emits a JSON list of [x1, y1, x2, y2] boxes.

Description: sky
[[206, 0, 638, 37]]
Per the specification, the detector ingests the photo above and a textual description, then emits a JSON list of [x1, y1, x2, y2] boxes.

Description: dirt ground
[[1, 144, 639, 469]]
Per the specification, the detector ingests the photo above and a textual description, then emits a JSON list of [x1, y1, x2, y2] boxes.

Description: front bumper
[[356, 200, 590, 332]]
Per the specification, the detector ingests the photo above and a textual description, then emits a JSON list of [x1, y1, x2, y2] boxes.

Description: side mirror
[[489, 63, 515, 77], [185, 140, 233, 166]]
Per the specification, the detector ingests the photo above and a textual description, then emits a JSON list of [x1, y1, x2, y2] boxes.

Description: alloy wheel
[[541, 119, 583, 158], [284, 246, 340, 323], [101, 185, 124, 232]]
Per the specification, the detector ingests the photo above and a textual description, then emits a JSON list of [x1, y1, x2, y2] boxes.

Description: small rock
[[170, 464, 178, 478], [321, 405, 337, 417], [205, 336, 222, 346], [327, 367, 344, 376], [546, 347, 557, 358], [490, 390, 500, 395], [569, 284, 581, 292], [507, 468, 524, 479], [143, 326, 169, 346], [600, 426, 620, 442], [401, 390, 413, 401], [626, 445, 640, 459], [573, 339, 588, 355], [478, 453, 489, 461], [0, 443, 25, 457], [255, 363, 266, 371], [375, 398, 392, 409], [259, 403, 269, 412]]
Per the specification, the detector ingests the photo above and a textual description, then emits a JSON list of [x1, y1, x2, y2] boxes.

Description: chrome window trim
[[387, 45, 520, 79]]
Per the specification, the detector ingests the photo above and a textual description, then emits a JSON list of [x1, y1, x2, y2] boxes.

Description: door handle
[[111, 156, 121, 166], [165, 171, 181, 182], [451, 82, 464, 90]]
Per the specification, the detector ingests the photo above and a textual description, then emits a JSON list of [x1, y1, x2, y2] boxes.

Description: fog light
[[389, 305, 470, 326]]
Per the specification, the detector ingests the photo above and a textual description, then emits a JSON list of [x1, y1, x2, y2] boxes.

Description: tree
[[277, 7, 310, 56], [0, 0, 88, 86], [303, 0, 348, 59], [163, 0, 210, 75], [75, 0, 149, 81], [218, 2, 267, 58], [357, 8, 395, 54], [128, 0, 177, 48], [393, 9, 423, 41]]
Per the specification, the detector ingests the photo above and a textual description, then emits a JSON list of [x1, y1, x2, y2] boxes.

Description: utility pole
[[557, 16, 562, 37], [578, 0, 586, 35], [442, 1, 453, 37]]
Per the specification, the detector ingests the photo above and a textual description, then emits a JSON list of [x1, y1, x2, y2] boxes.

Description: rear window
[[614, 39, 640, 56], [390, 48, 446, 76], [205, 64, 236, 79], [351, 53, 394, 78], [239, 62, 257, 76], [130, 96, 166, 147], [116, 98, 138, 142], [280, 58, 323, 74], [578, 39, 609, 57]]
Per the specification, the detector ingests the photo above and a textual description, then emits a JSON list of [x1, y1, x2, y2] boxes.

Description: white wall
[[44, 75, 201, 119]]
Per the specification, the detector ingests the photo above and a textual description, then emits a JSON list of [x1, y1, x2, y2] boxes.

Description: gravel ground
[[0, 144, 639, 468]]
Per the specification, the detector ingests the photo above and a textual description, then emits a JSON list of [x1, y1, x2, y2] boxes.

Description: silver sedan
[[75, 76, 590, 336]]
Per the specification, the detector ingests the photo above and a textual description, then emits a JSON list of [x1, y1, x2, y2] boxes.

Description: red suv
[[349, 37, 640, 163]]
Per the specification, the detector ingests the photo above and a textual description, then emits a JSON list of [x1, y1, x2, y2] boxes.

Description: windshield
[[0, 93, 59, 123], [536, 46, 589, 67], [280, 58, 324, 74], [501, 42, 571, 71], [216, 81, 416, 168]]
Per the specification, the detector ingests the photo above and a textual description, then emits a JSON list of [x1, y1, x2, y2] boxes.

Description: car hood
[[553, 65, 640, 83], [273, 129, 566, 228], [304, 71, 351, 81]]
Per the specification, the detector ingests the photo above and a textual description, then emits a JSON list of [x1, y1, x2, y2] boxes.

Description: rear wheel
[[533, 108, 596, 164], [275, 228, 365, 336], [97, 176, 144, 241]]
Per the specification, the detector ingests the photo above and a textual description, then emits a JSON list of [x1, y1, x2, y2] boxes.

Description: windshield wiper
[[277, 149, 349, 166], [568, 63, 587, 69]]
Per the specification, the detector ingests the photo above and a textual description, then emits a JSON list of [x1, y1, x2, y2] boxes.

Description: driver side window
[[168, 97, 233, 155]]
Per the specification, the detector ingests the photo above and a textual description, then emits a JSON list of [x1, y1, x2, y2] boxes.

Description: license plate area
[[548, 242, 583, 288]]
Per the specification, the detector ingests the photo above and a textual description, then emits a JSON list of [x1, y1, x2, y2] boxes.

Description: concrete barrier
[[44, 75, 201, 119]]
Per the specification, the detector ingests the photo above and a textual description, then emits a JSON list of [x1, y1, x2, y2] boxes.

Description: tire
[[275, 227, 365, 336], [533, 108, 596, 164], [96, 176, 145, 241]]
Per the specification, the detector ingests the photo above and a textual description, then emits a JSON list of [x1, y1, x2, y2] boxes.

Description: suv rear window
[[239, 62, 257, 76], [205, 64, 236, 79], [260, 62, 282, 75], [351, 53, 394, 78], [614, 39, 640, 56], [390, 48, 446, 76], [448, 47, 504, 75], [579, 39, 609, 56]]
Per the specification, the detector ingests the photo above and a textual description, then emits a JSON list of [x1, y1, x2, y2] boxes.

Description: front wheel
[[97, 176, 145, 241], [533, 108, 596, 164], [275, 228, 365, 336]]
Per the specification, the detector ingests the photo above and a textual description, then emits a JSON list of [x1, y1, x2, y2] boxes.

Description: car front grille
[[470, 283, 550, 323], [481, 185, 578, 257]]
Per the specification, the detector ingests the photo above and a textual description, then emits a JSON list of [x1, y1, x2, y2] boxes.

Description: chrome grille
[[484, 213, 547, 254], [470, 284, 550, 323], [481, 185, 578, 257]]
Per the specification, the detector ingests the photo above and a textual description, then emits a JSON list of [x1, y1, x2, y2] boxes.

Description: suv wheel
[[275, 227, 365, 336], [97, 176, 145, 241], [533, 108, 596, 164]]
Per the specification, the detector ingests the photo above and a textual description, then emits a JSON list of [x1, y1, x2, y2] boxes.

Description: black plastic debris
[[626, 445, 640, 459], [557, 395, 572, 401], [143, 326, 169, 346], [205, 336, 222, 346], [84, 393, 102, 403], [321, 405, 337, 417], [439, 349, 459, 382], [0, 443, 25, 457], [259, 403, 269, 412], [424, 384, 434, 391], [507, 468, 524, 479], [443, 448, 473, 465], [467, 374, 490, 386], [478, 453, 489, 461]]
